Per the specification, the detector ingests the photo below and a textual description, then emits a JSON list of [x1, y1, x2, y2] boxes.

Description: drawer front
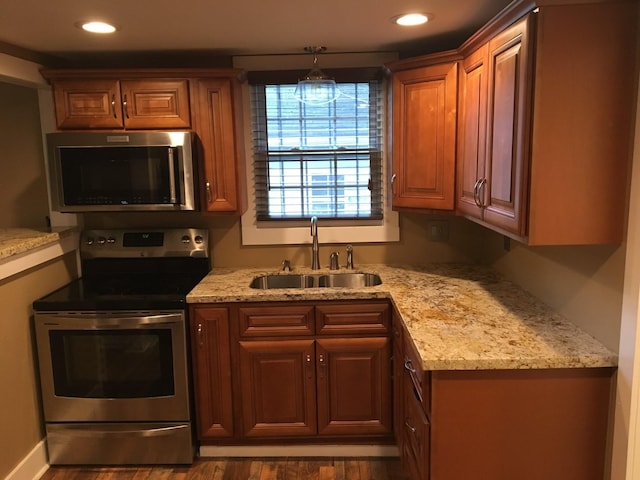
[[403, 377, 430, 480], [403, 335, 430, 414], [238, 304, 315, 337], [316, 301, 390, 335]]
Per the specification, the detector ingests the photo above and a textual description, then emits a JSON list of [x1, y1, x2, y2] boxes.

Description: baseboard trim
[[4, 440, 48, 480], [199, 444, 399, 458]]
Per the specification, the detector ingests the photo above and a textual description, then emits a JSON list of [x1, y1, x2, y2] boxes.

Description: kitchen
[[0, 0, 638, 479]]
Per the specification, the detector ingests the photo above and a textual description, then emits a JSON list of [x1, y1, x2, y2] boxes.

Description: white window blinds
[[250, 81, 384, 221]]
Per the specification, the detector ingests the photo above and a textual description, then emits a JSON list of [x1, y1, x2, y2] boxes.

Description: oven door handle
[[49, 423, 190, 437], [36, 312, 184, 329]]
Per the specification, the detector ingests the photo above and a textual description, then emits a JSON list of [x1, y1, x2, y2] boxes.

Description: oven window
[[49, 329, 175, 398]]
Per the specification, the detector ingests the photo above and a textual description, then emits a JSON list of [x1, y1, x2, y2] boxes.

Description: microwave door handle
[[168, 147, 177, 204]]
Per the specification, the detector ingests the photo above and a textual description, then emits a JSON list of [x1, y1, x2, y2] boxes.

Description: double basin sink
[[250, 272, 382, 289]]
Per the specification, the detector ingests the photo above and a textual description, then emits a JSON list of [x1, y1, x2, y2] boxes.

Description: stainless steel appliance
[[33, 228, 210, 465], [47, 131, 198, 212]]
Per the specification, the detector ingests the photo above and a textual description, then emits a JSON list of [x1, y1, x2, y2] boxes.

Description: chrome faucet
[[310, 216, 320, 270], [346, 244, 354, 269]]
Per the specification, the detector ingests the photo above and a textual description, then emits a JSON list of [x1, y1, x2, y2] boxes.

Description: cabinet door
[[52, 79, 123, 129], [392, 308, 405, 458], [402, 372, 430, 480], [193, 78, 245, 214], [391, 62, 457, 211], [457, 44, 488, 219], [190, 307, 234, 439], [483, 16, 533, 236], [316, 337, 392, 436], [120, 79, 191, 129], [238, 339, 317, 437]]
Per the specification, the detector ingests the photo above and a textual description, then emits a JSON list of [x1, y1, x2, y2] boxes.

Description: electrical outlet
[[428, 220, 449, 242]]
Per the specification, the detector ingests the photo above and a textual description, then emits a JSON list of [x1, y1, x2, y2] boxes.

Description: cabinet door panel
[[484, 17, 532, 236], [120, 79, 191, 129], [316, 337, 392, 436], [194, 78, 244, 213], [391, 62, 457, 211], [53, 79, 123, 129], [457, 45, 488, 219], [191, 307, 234, 438], [239, 339, 317, 437]]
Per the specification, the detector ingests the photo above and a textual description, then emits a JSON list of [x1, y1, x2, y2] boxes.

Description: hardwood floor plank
[[40, 457, 407, 480]]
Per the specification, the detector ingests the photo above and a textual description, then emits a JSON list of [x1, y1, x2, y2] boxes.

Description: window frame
[[239, 67, 399, 246]]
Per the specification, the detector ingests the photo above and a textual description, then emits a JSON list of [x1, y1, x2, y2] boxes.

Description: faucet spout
[[310, 216, 320, 270]]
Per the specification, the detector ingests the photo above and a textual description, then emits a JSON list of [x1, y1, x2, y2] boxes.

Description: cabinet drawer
[[238, 304, 315, 337], [316, 301, 389, 335], [403, 377, 430, 480], [403, 335, 430, 414]]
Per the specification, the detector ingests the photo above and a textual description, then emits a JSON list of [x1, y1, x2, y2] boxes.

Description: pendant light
[[294, 46, 340, 105]]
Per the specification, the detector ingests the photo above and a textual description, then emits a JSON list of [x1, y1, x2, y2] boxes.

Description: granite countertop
[[188, 264, 618, 371], [0, 227, 76, 260]]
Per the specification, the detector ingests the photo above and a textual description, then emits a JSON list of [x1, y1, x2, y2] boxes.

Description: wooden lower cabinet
[[399, 362, 615, 480], [316, 337, 392, 436], [238, 339, 317, 437], [192, 300, 393, 443], [190, 307, 234, 439]]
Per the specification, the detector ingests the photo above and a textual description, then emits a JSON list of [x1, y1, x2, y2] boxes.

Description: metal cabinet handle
[[478, 178, 487, 208], [123, 94, 129, 118], [391, 173, 397, 185], [206, 181, 212, 204], [404, 420, 417, 434], [111, 94, 117, 118], [473, 179, 481, 207], [404, 358, 416, 373]]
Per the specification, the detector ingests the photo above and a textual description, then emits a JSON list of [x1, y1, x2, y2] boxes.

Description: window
[[250, 81, 384, 221]]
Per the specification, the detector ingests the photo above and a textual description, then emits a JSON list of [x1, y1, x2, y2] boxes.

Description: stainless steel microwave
[[47, 131, 198, 212]]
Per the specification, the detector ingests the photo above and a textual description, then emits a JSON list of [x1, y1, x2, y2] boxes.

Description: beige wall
[[477, 230, 625, 352], [0, 83, 49, 228], [0, 253, 78, 479], [82, 212, 482, 268]]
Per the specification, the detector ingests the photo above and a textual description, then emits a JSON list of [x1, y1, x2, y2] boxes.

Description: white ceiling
[[0, 0, 513, 64]]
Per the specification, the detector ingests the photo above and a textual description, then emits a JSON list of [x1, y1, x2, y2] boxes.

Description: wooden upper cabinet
[[49, 77, 191, 130], [457, 1, 637, 245], [457, 16, 533, 238], [389, 60, 458, 211], [192, 77, 246, 214], [119, 79, 191, 129], [484, 15, 533, 237]]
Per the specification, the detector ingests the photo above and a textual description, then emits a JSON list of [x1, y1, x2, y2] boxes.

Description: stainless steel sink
[[249, 274, 315, 289], [249, 272, 382, 289], [317, 273, 382, 288]]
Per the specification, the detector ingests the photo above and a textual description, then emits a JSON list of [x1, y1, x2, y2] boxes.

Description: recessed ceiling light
[[394, 13, 430, 26], [79, 21, 117, 34]]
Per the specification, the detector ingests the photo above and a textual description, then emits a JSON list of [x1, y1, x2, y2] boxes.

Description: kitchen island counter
[[187, 264, 617, 371]]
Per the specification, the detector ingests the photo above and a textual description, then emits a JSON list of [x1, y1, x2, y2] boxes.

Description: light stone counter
[[187, 264, 617, 371], [0, 227, 76, 260]]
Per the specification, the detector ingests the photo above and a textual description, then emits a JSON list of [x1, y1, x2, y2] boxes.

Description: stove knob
[[107, 237, 116, 244], [181, 235, 191, 244], [195, 235, 204, 244], [85, 237, 94, 245], [97, 236, 106, 245]]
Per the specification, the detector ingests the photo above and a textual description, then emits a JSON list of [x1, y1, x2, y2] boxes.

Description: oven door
[[34, 311, 190, 422]]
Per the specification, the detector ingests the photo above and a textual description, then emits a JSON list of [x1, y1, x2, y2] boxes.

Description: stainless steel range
[[33, 228, 210, 465]]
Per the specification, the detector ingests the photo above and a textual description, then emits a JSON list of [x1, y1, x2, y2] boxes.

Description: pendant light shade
[[294, 46, 340, 105]]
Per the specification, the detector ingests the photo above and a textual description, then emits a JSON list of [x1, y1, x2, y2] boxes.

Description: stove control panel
[[80, 228, 209, 259]]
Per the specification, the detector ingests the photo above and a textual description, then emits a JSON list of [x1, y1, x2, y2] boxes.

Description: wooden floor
[[39, 457, 408, 480]]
